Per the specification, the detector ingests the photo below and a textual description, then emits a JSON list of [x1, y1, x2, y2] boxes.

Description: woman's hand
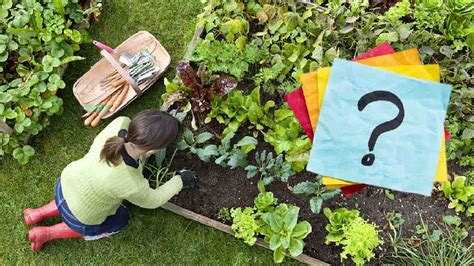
[[178, 170, 198, 188]]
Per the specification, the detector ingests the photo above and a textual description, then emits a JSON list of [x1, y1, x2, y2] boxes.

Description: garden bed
[[147, 0, 473, 264], [166, 149, 463, 264]]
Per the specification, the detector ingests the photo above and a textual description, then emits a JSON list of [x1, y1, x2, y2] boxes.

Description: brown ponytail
[[100, 110, 179, 166], [100, 136, 126, 166]]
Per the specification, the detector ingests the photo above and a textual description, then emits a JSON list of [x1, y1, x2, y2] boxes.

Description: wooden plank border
[[161, 202, 328, 265]]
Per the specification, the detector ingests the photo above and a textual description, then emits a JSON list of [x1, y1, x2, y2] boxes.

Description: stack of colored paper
[[285, 43, 452, 196]]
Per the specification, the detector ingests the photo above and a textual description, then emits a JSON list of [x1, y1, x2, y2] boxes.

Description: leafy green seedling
[[441, 176, 474, 216], [230, 207, 259, 246], [245, 150, 294, 185], [259, 204, 312, 263], [292, 177, 340, 214], [177, 128, 218, 162]]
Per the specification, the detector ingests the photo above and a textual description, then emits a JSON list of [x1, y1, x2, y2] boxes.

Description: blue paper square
[[307, 59, 452, 195]]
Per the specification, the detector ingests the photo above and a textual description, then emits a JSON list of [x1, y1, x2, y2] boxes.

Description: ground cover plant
[[0, 0, 101, 164], [162, 0, 474, 264]]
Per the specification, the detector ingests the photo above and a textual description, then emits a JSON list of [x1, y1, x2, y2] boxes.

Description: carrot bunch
[[83, 83, 129, 127]]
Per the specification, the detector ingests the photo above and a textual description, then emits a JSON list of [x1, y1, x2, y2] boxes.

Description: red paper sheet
[[284, 88, 314, 140]]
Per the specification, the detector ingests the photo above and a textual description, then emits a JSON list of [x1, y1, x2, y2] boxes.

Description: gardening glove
[[178, 169, 198, 188]]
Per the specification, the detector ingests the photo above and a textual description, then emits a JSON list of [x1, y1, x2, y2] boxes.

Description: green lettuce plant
[[339, 217, 384, 265], [254, 191, 277, 212], [324, 207, 383, 265], [259, 204, 312, 263], [230, 207, 259, 246], [441, 175, 474, 216], [263, 107, 311, 171]]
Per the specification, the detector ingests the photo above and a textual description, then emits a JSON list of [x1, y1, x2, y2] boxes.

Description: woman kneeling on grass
[[23, 110, 197, 251]]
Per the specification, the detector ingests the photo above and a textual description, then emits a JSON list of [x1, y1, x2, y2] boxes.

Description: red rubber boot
[[24, 200, 59, 226], [28, 222, 82, 252]]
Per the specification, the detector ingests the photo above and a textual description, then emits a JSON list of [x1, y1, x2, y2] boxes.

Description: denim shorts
[[54, 178, 130, 237]]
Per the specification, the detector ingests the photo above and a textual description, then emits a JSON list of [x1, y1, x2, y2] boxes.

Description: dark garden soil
[[158, 141, 469, 265]]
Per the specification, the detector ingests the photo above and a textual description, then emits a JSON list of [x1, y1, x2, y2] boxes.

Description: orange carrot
[[91, 89, 121, 127], [84, 97, 109, 126], [111, 79, 127, 88], [109, 84, 129, 113]]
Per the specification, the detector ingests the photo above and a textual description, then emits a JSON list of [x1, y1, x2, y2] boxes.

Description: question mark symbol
[[358, 90, 405, 166]]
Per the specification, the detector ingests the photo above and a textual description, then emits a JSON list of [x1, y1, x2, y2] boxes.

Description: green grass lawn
[[0, 1, 301, 264]]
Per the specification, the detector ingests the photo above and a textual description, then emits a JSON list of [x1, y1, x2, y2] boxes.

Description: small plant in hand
[[245, 150, 294, 185], [292, 176, 340, 214], [440, 175, 474, 216], [144, 148, 177, 187], [324, 207, 383, 265]]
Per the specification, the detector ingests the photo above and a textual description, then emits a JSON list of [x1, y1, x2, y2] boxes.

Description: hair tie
[[118, 129, 129, 143]]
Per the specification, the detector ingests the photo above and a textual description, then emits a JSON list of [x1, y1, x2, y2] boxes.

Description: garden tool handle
[[100, 50, 141, 96], [93, 40, 116, 55]]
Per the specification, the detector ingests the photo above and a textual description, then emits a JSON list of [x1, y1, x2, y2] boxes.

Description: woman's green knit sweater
[[60, 117, 183, 225]]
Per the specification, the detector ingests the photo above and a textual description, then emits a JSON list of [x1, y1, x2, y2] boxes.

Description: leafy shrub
[[245, 150, 294, 185], [324, 207, 383, 265], [292, 177, 340, 214], [440, 175, 474, 216], [262, 106, 311, 171], [0, 0, 100, 164], [206, 86, 274, 134], [191, 36, 268, 80]]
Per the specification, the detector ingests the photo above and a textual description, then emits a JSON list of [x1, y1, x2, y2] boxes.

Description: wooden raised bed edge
[[161, 202, 328, 265]]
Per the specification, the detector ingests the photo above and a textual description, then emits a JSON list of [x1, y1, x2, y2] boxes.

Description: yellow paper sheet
[[315, 64, 448, 187], [303, 48, 422, 129]]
